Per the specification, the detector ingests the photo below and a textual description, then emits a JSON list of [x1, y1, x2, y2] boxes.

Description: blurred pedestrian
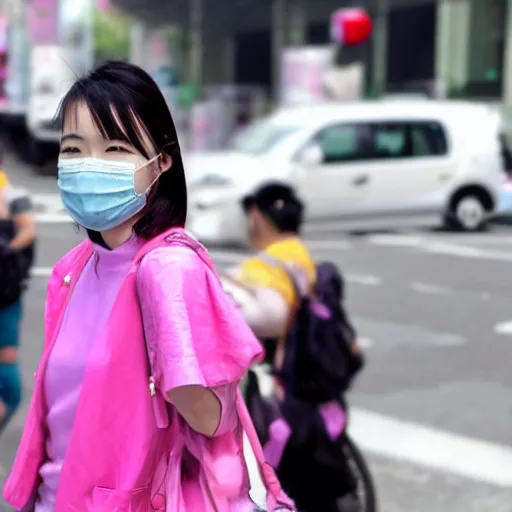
[[0, 162, 36, 434], [224, 182, 316, 359], [225, 182, 365, 512], [2, 61, 293, 512]]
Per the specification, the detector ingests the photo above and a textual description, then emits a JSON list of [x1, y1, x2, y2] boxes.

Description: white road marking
[[368, 233, 512, 263], [410, 282, 447, 295], [346, 273, 382, 286], [35, 213, 72, 223], [368, 234, 424, 247], [31, 267, 53, 277], [423, 242, 484, 258], [493, 321, 512, 335], [357, 337, 374, 349], [306, 239, 351, 250], [349, 408, 512, 488]]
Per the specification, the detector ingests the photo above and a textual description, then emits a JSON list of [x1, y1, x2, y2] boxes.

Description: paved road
[[2, 158, 512, 511]]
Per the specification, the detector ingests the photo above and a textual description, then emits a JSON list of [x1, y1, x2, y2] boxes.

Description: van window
[[410, 122, 448, 156], [373, 124, 407, 158], [372, 121, 447, 159], [315, 124, 373, 163]]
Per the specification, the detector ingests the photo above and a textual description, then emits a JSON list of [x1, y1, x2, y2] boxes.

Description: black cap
[[241, 181, 304, 233]]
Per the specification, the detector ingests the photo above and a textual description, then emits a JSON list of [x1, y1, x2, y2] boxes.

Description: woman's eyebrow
[[61, 133, 84, 143]]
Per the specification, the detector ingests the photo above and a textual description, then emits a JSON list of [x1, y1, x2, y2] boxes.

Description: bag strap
[[235, 389, 295, 510], [257, 252, 309, 300]]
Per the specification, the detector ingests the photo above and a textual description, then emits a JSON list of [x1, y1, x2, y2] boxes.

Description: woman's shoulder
[[136, 243, 216, 298], [138, 244, 204, 275]]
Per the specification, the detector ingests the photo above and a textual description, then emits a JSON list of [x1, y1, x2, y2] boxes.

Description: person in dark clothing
[[0, 167, 36, 433]]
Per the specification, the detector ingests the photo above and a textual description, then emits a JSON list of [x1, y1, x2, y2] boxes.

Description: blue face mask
[[57, 157, 159, 232]]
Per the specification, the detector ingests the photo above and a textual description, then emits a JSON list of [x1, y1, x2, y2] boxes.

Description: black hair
[[57, 60, 187, 246], [241, 181, 304, 234]]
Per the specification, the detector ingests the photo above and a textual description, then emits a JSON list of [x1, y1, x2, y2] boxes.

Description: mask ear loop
[[137, 140, 179, 197]]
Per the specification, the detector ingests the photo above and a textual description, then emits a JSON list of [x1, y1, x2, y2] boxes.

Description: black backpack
[[266, 258, 364, 404]]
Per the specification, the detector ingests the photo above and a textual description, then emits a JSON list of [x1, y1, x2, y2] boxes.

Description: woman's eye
[[60, 147, 80, 154], [106, 145, 131, 153]]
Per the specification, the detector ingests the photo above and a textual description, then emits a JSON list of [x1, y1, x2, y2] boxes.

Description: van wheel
[[449, 193, 487, 232]]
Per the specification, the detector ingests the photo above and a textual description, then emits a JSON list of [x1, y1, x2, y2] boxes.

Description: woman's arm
[[168, 382, 239, 437], [168, 385, 222, 437], [236, 286, 290, 339], [9, 211, 36, 251], [5, 195, 36, 251]]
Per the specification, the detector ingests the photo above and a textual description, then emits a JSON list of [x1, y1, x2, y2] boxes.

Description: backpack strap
[[257, 252, 309, 300]]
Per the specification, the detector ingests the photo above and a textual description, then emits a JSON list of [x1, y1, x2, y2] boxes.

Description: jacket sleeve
[[136, 245, 263, 393]]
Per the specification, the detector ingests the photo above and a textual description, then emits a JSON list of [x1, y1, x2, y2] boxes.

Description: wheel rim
[[455, 196, 485, 230], [337, 443, 370, 512]]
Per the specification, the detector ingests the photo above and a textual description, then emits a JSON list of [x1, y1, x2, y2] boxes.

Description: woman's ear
[[159, 153, 173, 173]]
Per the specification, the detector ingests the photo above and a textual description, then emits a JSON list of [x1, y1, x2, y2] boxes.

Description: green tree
[[92, 9, 133, 64]]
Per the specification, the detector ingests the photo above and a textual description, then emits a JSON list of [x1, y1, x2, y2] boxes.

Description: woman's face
[[59, 102, 169, 195]]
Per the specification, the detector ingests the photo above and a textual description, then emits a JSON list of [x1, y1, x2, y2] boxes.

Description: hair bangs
[[58, 79, 155, 159]]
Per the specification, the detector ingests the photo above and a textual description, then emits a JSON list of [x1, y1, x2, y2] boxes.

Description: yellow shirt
[[0, 171, 8, 190], [238, 238, 316, 306]]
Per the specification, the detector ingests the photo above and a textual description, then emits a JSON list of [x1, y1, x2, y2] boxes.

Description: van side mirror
[[299, 144, 323, 166]]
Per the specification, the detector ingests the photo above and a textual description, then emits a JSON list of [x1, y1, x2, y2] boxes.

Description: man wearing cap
[[0, 168, 36, 434]]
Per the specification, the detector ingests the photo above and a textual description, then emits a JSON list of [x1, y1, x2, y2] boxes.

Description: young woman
[[2, 61, 293, 512], [0, 168, 36, 435]]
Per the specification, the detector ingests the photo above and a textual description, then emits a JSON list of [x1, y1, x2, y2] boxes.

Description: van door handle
[[353, 174, 369, 186]]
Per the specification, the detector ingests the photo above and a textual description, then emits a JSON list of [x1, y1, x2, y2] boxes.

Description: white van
[[186, 99, 506, 245]]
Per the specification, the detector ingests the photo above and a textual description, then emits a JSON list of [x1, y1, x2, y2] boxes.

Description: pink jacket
[[3, 228, 294, 512]]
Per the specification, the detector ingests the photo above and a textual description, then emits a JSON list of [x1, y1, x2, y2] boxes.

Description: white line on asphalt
[[368, 234, 424, 247], [370, 234, 512, 263], [306, 239, 351, 250], [493, 321, 512, 335], [31, 267, 53, 277], [410, 282, 447, 295], [349, 408, 512, 488], [357, 337, 374, 349], [345, 273, 382, 286], [35, 213, 72, 223]]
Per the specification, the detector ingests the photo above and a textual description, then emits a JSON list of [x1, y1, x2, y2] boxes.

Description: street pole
[[288, 0, 306, 46], [189, 0, 203, 92], [271, 0, 286, 104], [503, 0, 512, 105], [372, 0, 388, 94]]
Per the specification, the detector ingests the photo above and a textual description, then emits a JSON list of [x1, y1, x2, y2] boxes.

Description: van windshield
[[230, 120, 298, 155]]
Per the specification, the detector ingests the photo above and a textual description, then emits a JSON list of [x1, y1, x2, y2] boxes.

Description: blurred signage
[[330, 8, 372, 46], [146, 27, 180, 112], [96, 0, 111, 10], [0, 16, 7, 52], [280, 46, 334, 106], [0, 16, 7, 101], [5, 21, 30, 111], [190, 101, 213, 151], [26, 0, 59, 43], [324, 63, 364, 101]]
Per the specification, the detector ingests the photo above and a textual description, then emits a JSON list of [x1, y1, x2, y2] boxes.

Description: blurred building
[[113, 0, 512, 104]]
